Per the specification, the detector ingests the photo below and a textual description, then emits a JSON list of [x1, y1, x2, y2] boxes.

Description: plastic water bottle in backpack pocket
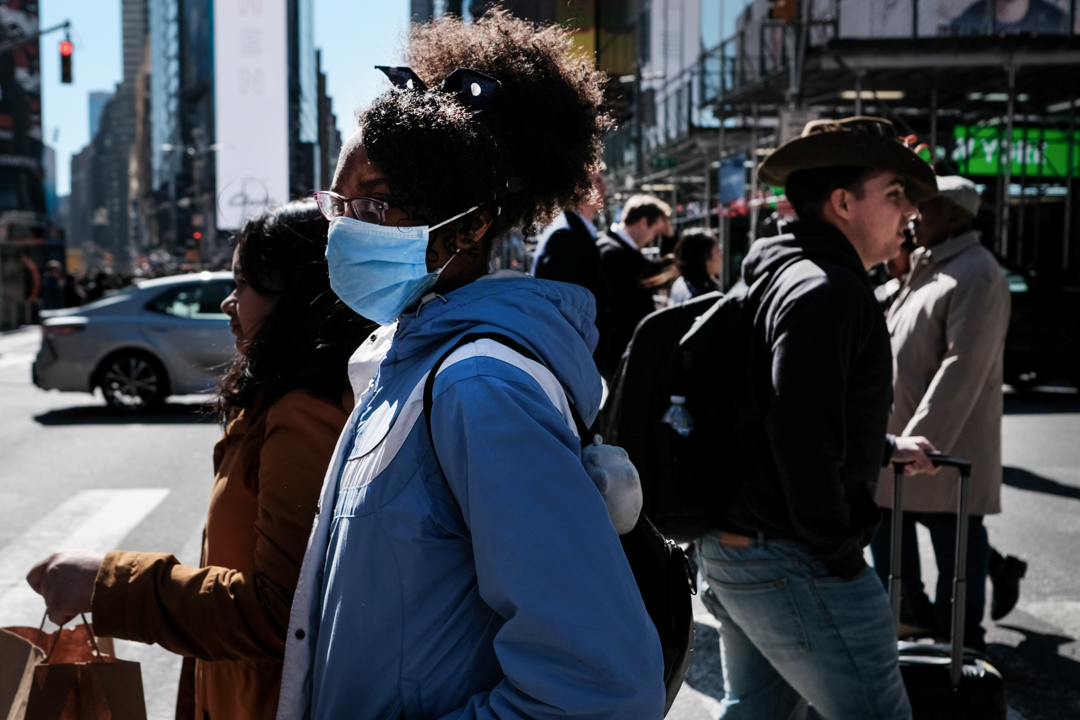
[[660, 395, 694, 436]]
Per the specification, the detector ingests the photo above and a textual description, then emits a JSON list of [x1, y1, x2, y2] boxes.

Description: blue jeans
[[699, 534, 911, 720], [868, 511, 989, 652]]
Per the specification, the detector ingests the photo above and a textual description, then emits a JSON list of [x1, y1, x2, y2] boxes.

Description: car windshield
[[146, 280, 233, 319], [77, 284, 140, 310], [102, 285, 139, 299]]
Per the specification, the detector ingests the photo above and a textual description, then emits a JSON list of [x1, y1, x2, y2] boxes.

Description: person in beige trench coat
[[869, 176, 1011, 651]]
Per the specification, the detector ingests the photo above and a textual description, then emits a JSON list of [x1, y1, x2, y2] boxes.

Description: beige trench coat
[[875, 229, 1010, 515]]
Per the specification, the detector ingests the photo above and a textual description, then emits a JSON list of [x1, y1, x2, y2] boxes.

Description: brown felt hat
[[758, 116, 938, 203]]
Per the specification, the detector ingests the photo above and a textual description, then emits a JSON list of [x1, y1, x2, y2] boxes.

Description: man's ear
[[829, 187, 852, 220]]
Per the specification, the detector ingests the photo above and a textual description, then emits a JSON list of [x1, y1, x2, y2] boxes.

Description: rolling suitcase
[[889, 453, 1008, 719]]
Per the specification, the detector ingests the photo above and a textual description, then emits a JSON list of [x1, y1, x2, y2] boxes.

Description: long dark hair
[[644, 229, 719, 290], [214, 201, 373, 424]]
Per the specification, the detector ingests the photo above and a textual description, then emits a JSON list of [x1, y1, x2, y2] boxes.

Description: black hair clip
[[375, 65, 501, 112], [439, 68, 501, 111], [376, 66, 428, 91]]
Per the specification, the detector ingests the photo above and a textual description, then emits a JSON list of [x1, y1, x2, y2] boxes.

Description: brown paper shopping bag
[[0, 627, 44, 720], [0, 617, 146, 720]]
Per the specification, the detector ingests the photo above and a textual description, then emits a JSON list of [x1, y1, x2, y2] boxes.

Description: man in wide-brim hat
[[697, 116, 938, 719]]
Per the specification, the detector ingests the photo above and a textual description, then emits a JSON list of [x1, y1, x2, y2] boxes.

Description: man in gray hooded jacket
[[870, 176, 1012, 652]]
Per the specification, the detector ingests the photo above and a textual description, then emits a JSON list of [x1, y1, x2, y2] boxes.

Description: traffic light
[[769, 0, 797, 23], [60, 40, 73, 84]]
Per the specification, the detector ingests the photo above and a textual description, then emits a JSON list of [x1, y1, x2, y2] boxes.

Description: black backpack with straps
[[423, 332, 695, 716], [601, 259, 800, 544]]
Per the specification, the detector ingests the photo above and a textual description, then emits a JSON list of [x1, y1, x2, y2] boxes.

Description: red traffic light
[[59, 40, 73, 56]]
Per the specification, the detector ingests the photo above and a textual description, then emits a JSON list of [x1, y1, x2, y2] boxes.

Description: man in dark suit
[[532, 170, 610, 314], [596, 194, 672, 380]]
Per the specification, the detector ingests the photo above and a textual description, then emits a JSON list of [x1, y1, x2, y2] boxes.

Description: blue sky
[[39, 1, 748, 197], [40, 0, 411, 196]]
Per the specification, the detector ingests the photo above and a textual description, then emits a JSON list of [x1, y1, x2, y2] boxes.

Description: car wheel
[[98, 352, 169, 411]]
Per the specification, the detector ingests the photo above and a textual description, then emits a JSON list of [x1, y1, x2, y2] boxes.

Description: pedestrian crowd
[[22, 10, 1027, 720], [37, 263, 134, 310]]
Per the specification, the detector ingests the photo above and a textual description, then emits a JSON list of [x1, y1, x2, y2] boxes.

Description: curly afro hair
[[359, 10, 610, 251]]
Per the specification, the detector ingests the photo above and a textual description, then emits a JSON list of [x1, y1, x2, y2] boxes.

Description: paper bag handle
[[37, 610, 106, 663]]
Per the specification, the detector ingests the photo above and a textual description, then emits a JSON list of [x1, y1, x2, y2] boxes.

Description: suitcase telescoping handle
[[890, 451, 973, 689]]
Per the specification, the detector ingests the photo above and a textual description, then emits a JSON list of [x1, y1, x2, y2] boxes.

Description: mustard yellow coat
[[92, 389, 350, 720]]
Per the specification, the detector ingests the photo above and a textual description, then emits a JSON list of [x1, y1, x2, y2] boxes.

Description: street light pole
[[0, 19, 70, 56]]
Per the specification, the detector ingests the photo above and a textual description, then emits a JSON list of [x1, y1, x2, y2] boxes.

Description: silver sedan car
[[33, 272, 237, 411]]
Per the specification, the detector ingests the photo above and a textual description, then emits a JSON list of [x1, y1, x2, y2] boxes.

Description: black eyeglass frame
[[313, 190, 391, 225]]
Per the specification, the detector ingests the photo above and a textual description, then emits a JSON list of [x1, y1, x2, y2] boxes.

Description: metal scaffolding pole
[[719, 96, 733, 289], [704, 147, 712, 230], [749, 102, 760, 245], [1065, 98, 1076, 270], [929, 88, 938, 160], [1001, 63, 1017, 258]]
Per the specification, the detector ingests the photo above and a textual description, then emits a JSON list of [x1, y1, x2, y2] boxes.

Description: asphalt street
[[2, 324, 1078, 719]]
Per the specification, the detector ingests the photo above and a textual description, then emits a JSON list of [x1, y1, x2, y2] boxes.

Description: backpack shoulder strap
[[423, 332, 590, 456]]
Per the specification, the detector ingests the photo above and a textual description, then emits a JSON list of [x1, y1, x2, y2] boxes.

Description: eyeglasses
[[313, 191, 390, 225]]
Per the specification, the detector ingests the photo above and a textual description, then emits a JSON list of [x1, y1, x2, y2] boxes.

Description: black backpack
[[423, 332, 695, 716], [601, 265, 793, 543]]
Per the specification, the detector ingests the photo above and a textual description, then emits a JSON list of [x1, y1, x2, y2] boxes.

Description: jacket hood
[[742, 220, 869, 286], [386, 271, 603, 422]]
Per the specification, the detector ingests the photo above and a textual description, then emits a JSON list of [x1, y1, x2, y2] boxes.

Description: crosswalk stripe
[[0, 352, 34, 370], [0, 489, 170, 626]]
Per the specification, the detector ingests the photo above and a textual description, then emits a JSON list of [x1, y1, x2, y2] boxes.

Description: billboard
[[0, 0, 45, 216], [214, 0, 289, 230], [836, 0, 1077, 39], [952, 125, 1080, 177], [719, 153, 747, 205]]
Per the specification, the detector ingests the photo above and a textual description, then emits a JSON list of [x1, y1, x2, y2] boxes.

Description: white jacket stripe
[[434, 340, 578, 440]]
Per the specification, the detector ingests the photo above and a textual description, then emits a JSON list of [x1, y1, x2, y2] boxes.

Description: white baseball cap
[[935, 175, 981, 217]]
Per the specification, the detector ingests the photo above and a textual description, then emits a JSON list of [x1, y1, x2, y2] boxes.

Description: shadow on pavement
[[989, 625, 1080, 720], [683, 622, 726, 702], [1003, 467, 1080, 501], [33, 402, 214, 426], [1004, 390, 1080, 416]]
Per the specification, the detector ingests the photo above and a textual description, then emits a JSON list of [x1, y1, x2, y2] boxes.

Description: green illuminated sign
[[952, 125, 1080, 178]]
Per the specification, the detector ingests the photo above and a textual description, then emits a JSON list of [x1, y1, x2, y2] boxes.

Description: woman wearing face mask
[[276, 11, 665, 720], [27, 202, 372, 720]]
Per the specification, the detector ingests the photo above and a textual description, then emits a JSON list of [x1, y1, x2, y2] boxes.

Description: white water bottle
[[661, 395, 694, 437]]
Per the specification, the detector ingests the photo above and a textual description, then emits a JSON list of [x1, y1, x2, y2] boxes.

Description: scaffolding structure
[[607, 0, 1080, 289]]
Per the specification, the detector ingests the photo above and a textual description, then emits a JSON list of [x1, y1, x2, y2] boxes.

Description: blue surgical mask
[[325, 206, 478, 326]]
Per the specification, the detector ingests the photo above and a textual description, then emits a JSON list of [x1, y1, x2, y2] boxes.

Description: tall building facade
[[0, 0, 59, 328], [316, 50, 343, 190], [290, 0, 321, 196], [68, 0, 340, 270], [64, 0, 149, 268], [0, 0, 46, 230], [88, 92, 115, 140]]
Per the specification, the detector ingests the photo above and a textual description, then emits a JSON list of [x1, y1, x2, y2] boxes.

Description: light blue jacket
[[276, 273, 665, 720]]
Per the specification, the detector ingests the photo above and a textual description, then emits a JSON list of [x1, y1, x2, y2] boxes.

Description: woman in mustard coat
[[27, 201, 372, 719]]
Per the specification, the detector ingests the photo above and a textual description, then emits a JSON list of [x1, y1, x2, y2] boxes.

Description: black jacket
[[724, 221, 894, 579], [596, 233, 658, 379], [533, 212, 608, 301]]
